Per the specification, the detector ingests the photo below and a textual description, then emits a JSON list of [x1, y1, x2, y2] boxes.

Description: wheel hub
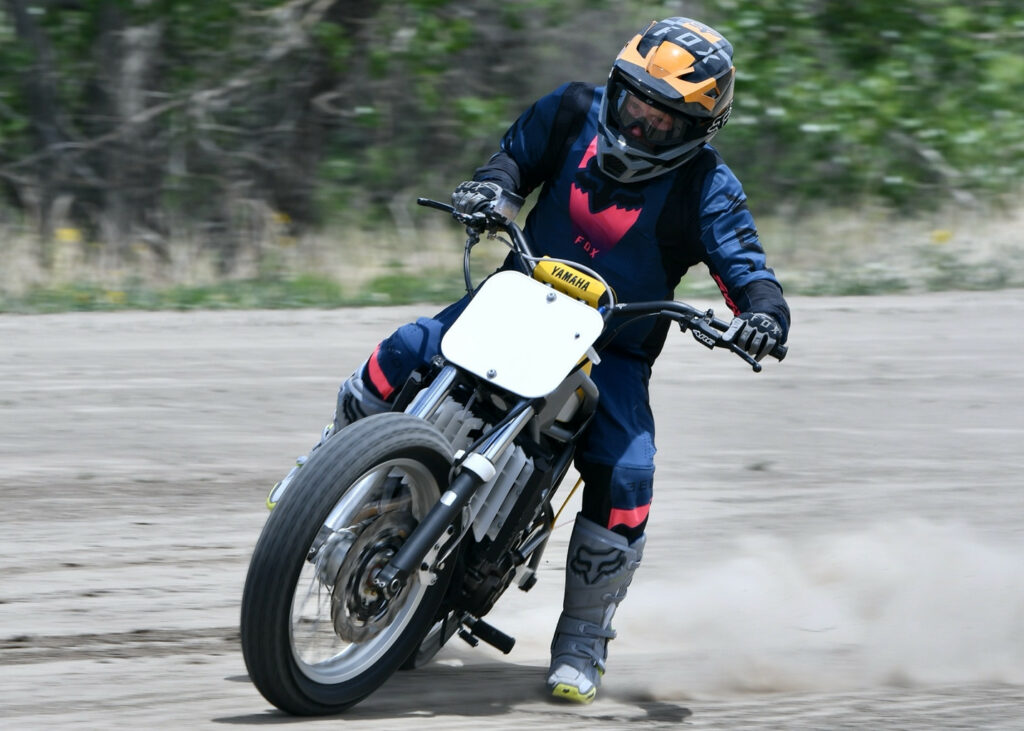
[[331, 510, 417, 643]]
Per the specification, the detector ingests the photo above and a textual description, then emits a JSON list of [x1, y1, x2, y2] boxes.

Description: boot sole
[[549, 682, 596, 704]]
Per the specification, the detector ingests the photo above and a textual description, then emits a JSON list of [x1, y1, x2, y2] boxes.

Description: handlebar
[[416, 197, 787, 372], [417, 197, 539, 259], [604, 300, 787, 372]]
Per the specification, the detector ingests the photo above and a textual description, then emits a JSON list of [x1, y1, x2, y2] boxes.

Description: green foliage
[[709, 0, 1024, 209], [0, 270, 472, 313], [0, 274, 342, 313], [312, 22, 352, 73], [354, 270, 467, 306], [2, 0, 1022, 269]]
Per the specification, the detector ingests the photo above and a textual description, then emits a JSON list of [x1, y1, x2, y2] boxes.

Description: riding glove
[[728, 312, 782, 361], [451, 180, 504, 214]]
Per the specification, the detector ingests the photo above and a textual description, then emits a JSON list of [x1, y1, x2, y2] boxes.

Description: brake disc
[[331, 510, 417, 643]]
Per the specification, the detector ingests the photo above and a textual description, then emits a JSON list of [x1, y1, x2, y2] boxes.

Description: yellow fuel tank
[[531, 257, 612, 309]]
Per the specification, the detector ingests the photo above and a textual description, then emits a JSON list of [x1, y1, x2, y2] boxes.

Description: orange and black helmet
[[597, 18, 736, 182]]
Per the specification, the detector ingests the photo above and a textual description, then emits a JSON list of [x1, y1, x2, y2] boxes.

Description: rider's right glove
[[451, 180, 504, 214], [726, 312, 782, 362]]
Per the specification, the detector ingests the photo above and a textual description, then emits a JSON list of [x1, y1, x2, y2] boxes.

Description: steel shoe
[[546, 513, 645, 703], [266, 370, 391, 510], [266, 424, 332, 510]]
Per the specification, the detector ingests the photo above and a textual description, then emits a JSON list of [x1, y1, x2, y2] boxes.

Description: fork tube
[[374, 469, 484, 597], [375, 405, 535, 598], [478, 404, 535, 463], [405, 365, 458, 420]]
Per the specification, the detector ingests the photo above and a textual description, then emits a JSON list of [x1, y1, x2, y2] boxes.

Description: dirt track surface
[[2, 291, 1024, 729]]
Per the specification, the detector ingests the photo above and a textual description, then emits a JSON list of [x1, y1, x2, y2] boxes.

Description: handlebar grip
[[709, 313, 786, 362], [416, 197, 454, 213]]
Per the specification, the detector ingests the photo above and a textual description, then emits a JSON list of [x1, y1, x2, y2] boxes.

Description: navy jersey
[[475, 82, 790, 362]]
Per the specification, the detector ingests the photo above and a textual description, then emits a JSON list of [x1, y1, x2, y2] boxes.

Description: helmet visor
[[608, 82, 695, 149]]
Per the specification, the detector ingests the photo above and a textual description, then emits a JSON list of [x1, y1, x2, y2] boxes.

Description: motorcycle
[[239, 194, 786, 715]]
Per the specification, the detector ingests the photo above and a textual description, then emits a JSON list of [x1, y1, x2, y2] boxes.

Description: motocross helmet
[[597, 17, 736, 183]]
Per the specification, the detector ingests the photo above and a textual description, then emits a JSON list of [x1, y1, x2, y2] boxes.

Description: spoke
[[322, 468, 389, 531]]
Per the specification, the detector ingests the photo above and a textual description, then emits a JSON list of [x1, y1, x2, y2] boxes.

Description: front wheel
[[240, 413, 455, 715]]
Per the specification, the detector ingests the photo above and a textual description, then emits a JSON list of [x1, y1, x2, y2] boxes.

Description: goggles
[[608, 82, 695, 148]]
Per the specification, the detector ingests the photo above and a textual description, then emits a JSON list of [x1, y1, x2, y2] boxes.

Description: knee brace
[[361, 317, 445, 401], [577, 461, 654, 543]]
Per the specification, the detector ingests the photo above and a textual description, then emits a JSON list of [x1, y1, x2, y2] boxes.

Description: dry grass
[[757, 202, 1024, 295], [2, 202, 1022, 312]]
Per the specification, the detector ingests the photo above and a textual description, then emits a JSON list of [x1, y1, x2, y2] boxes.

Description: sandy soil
[[2, 291, 1024, 729]]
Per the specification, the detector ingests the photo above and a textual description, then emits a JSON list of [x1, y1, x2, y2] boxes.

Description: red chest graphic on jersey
[[569, 137, 642, 257]]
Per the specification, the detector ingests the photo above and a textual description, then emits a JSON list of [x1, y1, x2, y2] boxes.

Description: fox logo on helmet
[[569, 545, 627, 585]]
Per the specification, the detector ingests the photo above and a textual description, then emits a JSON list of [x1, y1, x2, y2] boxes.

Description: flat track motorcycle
[[239, 195, 786, 715]]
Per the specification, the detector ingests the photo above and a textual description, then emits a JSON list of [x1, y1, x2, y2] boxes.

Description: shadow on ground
[[214, 661, 691, 725]]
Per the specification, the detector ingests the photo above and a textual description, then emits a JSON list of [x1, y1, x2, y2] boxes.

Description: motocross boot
[[547, 513, 645, 703], [266, 369, 389, 509]]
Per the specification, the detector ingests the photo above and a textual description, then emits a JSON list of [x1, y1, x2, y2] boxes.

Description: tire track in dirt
[[0, 627, 239, 664]]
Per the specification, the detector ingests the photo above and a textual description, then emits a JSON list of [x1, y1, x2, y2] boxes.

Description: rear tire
[[240, 413, 454, 715]]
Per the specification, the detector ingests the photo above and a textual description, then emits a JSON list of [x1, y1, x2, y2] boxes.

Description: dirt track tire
[[240, 413, 454, 715]]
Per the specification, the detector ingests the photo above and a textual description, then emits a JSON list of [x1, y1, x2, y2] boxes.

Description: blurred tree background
[[1, 0, 1022, 304]]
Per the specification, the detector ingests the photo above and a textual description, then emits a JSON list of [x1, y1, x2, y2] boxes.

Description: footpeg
[[462, 615, 515, 654], [457, 628, 479, 648]]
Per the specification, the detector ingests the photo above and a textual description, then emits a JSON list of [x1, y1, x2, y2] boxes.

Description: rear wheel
[[240, 413, 454, 715]]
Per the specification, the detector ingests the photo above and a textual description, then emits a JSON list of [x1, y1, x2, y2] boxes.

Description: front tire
[[240, 413, 454, 715]]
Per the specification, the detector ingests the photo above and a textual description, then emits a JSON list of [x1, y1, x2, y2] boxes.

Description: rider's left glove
[[727, 312, 782, 362], [451, 180, 504, 214]]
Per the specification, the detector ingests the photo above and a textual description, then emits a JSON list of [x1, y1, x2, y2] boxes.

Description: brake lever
[[452, 210, 488, 227], [684, 315, 763, 372], [727, 342, 763, 372], [686, 317, 719, 350]]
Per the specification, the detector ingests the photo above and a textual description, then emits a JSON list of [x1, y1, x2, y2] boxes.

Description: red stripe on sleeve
[[712, 273, 741, 316]]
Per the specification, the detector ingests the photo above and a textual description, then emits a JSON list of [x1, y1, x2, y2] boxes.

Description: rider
[[270, 17, 790, 703]]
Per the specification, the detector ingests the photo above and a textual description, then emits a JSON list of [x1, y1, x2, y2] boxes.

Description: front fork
[[373, 366, 535, 599]]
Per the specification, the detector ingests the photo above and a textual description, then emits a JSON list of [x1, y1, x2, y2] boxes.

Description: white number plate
[[441, 271, 604, 398]]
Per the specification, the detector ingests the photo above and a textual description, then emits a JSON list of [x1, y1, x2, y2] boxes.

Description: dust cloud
[[617, 518, 1024, 697]]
